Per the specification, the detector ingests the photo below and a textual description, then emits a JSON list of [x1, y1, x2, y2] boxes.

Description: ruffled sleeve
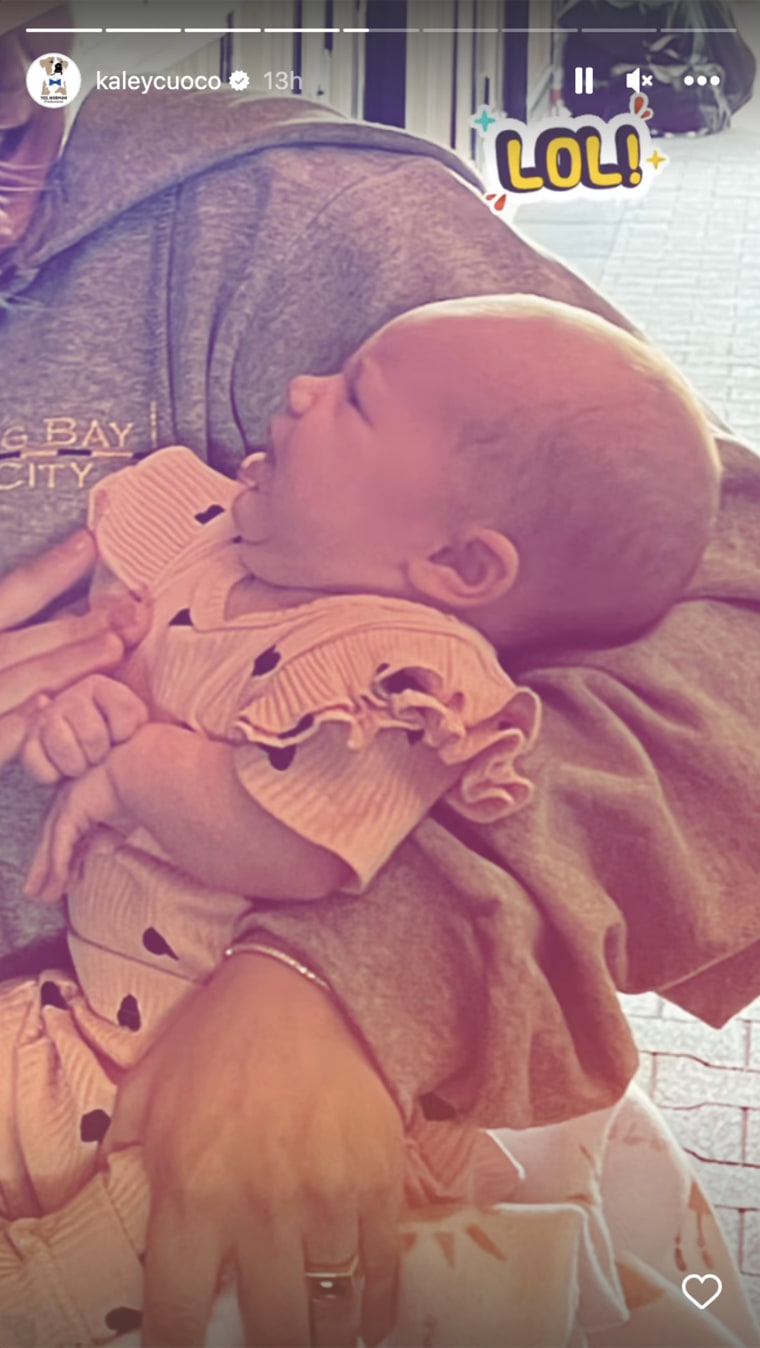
[[230, 605, 540, 892], [88, 445, 240, 591]]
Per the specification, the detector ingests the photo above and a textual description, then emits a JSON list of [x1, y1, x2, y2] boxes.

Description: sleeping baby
[[6, 294, 720, 1347]]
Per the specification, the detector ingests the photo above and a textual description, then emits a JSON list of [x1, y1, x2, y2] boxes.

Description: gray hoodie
[[4, 88, 757, 1126]]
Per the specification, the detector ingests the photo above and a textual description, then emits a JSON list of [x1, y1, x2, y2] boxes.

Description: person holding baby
[[4, 5, 760, 1346], [1, 296, 758, 1347]]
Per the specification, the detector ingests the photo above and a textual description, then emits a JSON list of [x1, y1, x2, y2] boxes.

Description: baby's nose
[[287, 374, 325, 416]]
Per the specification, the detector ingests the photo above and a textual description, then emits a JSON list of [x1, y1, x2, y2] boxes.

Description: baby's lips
[[237, 451, 269, 490]]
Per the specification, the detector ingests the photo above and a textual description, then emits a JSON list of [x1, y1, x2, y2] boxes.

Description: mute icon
[[626, 68, 642, 93]]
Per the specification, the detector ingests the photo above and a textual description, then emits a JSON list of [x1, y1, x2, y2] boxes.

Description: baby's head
[[233, 295, 720, 648]]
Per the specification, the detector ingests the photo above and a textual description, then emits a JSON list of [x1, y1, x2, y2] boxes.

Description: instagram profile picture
[[26, 52, 82, 108]]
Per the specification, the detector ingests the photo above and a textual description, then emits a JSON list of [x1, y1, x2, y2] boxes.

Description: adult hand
[[106, 953, 405, 1348], [0, 530, 146, 768]]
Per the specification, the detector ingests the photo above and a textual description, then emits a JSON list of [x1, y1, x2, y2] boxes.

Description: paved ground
[[513, 115, 760, 1319]]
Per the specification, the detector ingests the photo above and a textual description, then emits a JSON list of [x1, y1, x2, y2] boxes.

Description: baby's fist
[[22, 674, 149, 784]]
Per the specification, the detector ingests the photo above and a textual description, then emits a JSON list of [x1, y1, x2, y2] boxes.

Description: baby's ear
[[407, 528, 519, 611]]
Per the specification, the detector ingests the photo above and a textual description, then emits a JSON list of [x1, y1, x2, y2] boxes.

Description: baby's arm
[[113, 723, 352, 898], [25, 644, 535, 908], [26, 722, 352, 904]]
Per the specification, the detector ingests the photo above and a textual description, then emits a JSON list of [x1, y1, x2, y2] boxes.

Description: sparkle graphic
[[646, 149, 667, 170], [472, 106, 496, 134]]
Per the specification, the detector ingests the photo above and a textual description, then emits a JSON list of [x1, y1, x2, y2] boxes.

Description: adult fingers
[[359, 1193, 402, 1348], [102, 1064, 154, 1157], [304, 1215, 363, 1348], [235, 1220, 311, 1348], [0, 530, 96, 630], [0, 602, 142, 672], [141, 1200, 221, 1348], [94, 587, 152, 647], [0, 630, 124, 716], [309, 1282, 363, 1348]]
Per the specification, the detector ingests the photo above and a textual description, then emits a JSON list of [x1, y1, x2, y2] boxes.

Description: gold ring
[[304, 1252, 361, 1302]]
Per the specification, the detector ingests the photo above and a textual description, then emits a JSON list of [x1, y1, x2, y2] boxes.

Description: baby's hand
[[21, 674, 148, 784], [24, 761, 134, 903]]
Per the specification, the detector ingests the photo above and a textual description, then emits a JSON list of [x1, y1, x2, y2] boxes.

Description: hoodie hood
[[17, 89, 484, 274]]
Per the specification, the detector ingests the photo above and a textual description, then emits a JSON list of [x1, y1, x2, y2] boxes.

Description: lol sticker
[[473, 94, 666, 213]]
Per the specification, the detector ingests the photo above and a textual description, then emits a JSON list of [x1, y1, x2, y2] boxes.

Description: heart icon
[[681, 1273, 723, 1310]]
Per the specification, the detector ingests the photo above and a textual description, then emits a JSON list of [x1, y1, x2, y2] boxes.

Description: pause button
[[574, 66, 594, 95]]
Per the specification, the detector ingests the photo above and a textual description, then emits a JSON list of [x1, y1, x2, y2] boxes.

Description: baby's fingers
[[95, 681, 149, 745], [38, 713, 91, 778], [24, 823, 57, 902], [17, 695, 62, 785], [27, 839, 70, 904], [36, 676, 145, 778], [24, 795, 76, 904], [44, 823, 77, 903], [20, 727, 64, 785]]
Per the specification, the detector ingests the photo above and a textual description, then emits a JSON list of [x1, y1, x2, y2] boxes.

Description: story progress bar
[[27, 25, 737, 35]]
